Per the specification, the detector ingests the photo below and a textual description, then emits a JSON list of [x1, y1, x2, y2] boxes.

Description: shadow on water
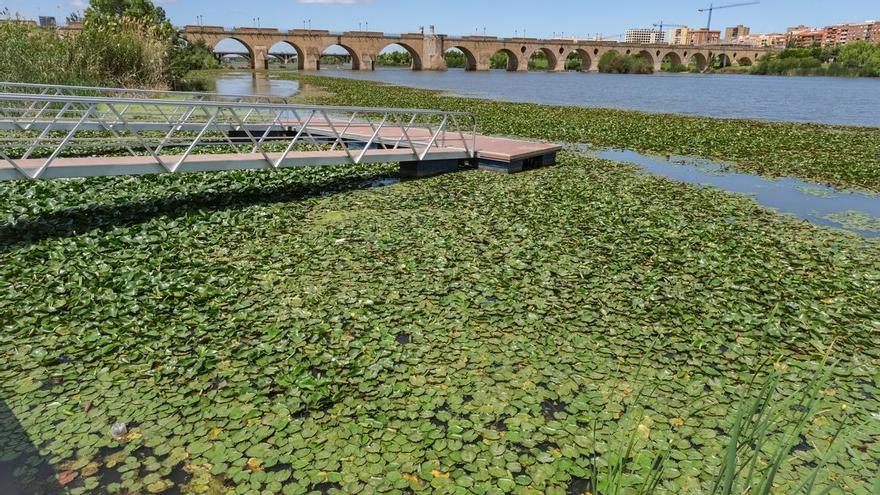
[[0, 170, 399, 251], [576, 145, 880, 238], [0, 400, 61, 495]]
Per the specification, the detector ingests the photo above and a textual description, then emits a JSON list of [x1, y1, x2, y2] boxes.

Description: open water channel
[[208, 71, 880, 237]]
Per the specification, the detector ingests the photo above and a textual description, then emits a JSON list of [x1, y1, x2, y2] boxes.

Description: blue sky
[[7, 0, 878, 40]]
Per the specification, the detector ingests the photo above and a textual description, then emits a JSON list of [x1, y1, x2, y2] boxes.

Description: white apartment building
[[625, 28, 666, 44]]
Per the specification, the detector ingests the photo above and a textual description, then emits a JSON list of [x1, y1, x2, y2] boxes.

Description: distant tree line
[[375, 51, 412, 67], [751, 42, 880, 77]]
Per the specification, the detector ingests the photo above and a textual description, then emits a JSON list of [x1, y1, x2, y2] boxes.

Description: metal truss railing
[[0, 81, 285, 104], [0, 92, 478, 180]]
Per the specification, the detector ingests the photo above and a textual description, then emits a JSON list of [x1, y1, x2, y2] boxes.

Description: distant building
[[38, 16, 57, 28], [624, 28, 665, 44], [724, 25, 750, 40], [789, 28, 828, 47], [670, 27, 691, 45], [824, 20, 880, 45], [787, 21, 880, 47], [735, 33, 787, 48], [688, 29, 721, 46]]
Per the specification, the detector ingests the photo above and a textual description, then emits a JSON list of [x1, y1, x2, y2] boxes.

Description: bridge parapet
[[287, 29, 331, 36], [235, 27, 281, 34], [341, 31, 386, 38]]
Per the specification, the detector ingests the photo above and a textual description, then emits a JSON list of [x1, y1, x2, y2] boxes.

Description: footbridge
[[0, 83, 560, 181], [181, 25, 774, 72]]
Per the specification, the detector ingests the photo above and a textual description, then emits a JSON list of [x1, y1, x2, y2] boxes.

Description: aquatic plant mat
[[280, 72, 880, 194], [1, 151, 878, 494]]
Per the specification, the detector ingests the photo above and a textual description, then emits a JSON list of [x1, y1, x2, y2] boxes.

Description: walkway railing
[[0, 91, 478, 180], [0, 82, 286, 104]]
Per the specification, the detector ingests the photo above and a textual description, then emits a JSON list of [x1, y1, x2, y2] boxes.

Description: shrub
[[598, 51, 653, 74], [0, 1, 219, 89], [0, 18, 77, 84]]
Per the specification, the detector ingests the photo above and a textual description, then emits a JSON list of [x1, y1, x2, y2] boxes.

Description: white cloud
[[70, 0, 87, 7]]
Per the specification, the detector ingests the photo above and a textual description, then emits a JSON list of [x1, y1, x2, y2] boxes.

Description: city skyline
[[6, 0, 879, 40]]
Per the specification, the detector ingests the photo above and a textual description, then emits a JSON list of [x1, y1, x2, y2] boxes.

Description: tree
[[86, 0, 168, 23], [84, 0, 175, 41], [444, 50, 465, 69]]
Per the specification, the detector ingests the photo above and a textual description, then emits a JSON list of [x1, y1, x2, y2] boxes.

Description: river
[[204, 71, 880, 237], [322, 68, 880, 127], [210, 70, 878, 127]]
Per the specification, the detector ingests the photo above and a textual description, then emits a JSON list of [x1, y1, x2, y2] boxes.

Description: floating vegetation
[[824, 210, 880, 233], [798, 186, 836, 198], [285, 73, 880, 193], [1, 150, 878, 493], [2, 72, 880, 493]]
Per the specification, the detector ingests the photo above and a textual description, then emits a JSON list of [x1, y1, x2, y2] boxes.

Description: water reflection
[[209, 72, 299, 98], [0, 400, 61, 495], [580, 146, 880, 237]]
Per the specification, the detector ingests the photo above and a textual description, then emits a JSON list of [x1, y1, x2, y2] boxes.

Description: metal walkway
[[0, 83, 560, 181]]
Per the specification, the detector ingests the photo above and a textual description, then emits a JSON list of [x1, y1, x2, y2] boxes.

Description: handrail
[[0, 92, 475, 117], [0, 91, 478, 180]]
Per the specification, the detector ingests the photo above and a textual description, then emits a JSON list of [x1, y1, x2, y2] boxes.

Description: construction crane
[[698, 1, 760, 31], [653, 21, 687, 33], [654, 19, 687, 33]]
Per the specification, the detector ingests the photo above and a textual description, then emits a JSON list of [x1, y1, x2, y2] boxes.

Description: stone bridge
[[182, 25, 773, 72]]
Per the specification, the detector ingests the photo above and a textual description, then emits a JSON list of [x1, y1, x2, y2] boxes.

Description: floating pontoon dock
[[0, 84, 561, 181]]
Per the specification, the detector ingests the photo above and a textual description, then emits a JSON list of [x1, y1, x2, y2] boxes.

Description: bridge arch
[[320, 43, 361, 70], [636, 50, 655, 67], [688, 52, 709, 71], [715, 53, 732, 68], [490, 48, 520, 71], [212, 37, 255, 68], [564, 49, 593, 71], [661, 52, 683, 67], [445, 46, 478, 71], [527, 47, 558, 71], [737, 56, 753, 66], [269, 40, 304, 70], [377, 42, 423, 70]]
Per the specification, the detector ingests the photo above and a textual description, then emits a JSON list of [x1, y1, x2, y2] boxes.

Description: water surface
[[211, 71, 299, 98], [584, 147, 880, 237], [317, 68, 880, 127]]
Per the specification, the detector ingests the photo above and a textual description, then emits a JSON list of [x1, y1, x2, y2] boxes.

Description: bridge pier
[[253, 46, 269, 70], [422, 34, 447, 71]]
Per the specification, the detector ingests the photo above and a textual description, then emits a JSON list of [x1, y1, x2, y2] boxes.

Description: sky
[[6, 0, 878, 41]]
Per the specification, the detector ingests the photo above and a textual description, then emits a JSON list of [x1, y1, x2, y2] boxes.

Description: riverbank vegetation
[[598, 51, 654, 74], [751, 42, 880, 77], [375, 50, 413, 67], [282, 73, 880, 192], [0, 1, 216, 89]]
